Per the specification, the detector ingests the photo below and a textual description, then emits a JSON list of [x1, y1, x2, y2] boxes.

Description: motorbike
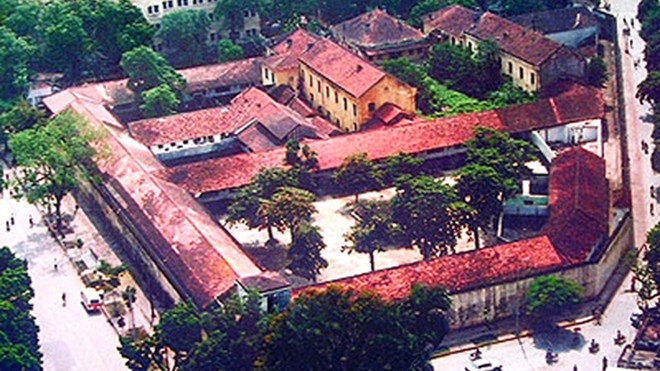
[[614, 331, 626, 345], [589, 339, 600, 353], [469, 348, 482, 361], [545, 350, 558, 364]]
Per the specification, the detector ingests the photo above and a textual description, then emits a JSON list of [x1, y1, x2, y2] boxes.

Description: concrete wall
[[448, 212, 632, 330]]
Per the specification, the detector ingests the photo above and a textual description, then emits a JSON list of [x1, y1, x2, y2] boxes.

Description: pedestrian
[[651, 203, 655, 216], [593, 307, 602, 325], [28, 215, 33, 228], [631, 276, 637, 292], [602, 356, 608, 371], [574, 365, 578, 371], [5, 221, 9, 232], [53, 258, 58, 271], [10, 214, 14, 225], [631, 39, 634, 48], [61, 292, 66, 307]]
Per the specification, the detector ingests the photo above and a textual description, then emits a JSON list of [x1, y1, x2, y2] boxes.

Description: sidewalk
[[54, 194, 159, 338]]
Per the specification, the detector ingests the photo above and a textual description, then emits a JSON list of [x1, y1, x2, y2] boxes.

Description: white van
[[80, 288, 102, 312]]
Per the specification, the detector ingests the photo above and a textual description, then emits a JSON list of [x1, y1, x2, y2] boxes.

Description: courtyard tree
[[120, 46, 186, 99], [218, 39, 244, 63], [8, 111, 103, 236], [157, 10, 211, 68], [399, 283, 452, 349], [455, 164, 516, 249], [283, 139, 319, 191], [464, 127, 537, 186], [384, 152, 424, 185], [214, 0, 271, 41], [260, 186, 316, 241], [287, 222, 328, 281], [342, 199, 395, 272], [524, 276, 583, 320], [391, 175, 467, 260], [332, 153, 383, 202], [637, 70, 660, 105], [633, 222, 660, 309], [226, 167, 295, 242], [0, 26, 33, 108], [139, 84, 180, 118]]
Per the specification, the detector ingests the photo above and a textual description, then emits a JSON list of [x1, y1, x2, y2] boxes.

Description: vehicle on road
[[465, 358, 503, 371], [80, 288, 102, 312]]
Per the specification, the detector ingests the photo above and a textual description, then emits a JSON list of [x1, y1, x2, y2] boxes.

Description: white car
[[465, 358, 503, 371]]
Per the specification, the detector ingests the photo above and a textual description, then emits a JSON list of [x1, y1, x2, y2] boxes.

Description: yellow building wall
[[464, 34, 540, 93], [299, 64, 416, 132]]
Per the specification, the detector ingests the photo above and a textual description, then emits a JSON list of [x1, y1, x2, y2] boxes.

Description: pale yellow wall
[[299, 64, 416, 132], [261, 65, 299, 91], [464, 34, 540, 92]]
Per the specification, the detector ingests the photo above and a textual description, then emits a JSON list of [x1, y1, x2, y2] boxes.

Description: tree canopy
[[287, 222, 328, 281], [140, 84, 180, 118], [332, 152, 382, 202], [0, 247, 42, 371], [524, 276, 583, 319], [8, 110, 103, 235], [218, 39, 244, 63], [120, 46, 186, 98], [157, 10, 211, 68], [0, 26, 32, 107], [342, 199, 396, 271]]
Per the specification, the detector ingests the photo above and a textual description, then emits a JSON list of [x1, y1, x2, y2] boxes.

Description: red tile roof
[[264, 29, 320, 72], [466, 12, 564, 66], [299, 38, 386, 98], [45, 87, 263, 308], [423, 4, 477, 36], [294, 236, 563, 301], [330, 9, 425, 49], [178, 57, 263, 93], [542, 147, 609, 263], [161, 84, 603, 194], [128, 87, 334, 148]]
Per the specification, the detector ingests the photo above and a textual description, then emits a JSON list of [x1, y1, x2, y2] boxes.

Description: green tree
[[287, 222, 327, 281], [641, 4, 660, 41], [391, 175, 466, 260], [3, 0, 40, 42], [587, 56, 608, 87], [261, 186, 316, 241], [427, 43, 479, 96], [644, 34, 660, 72], [0, 26, 32, 106], [157, 302, 202, 369], [226, 167, 295, 242], [332, 153, 383, 202], [214, 0, 271, 41], [118, 335, 160, 371], [637, 70, 660, 105], [524, 276, 583, 320], [486, 81, 535, 108], [218, 39, 244, 62], [384, 152, 424, 185], [633, 222, 660, 309], [8, 111, 102, 236], [500, 0, 570, 17], [120, 46, 186, 98], [399, 283, 452, 349], [140, 84, 180, 118], [283, 139, 319, 191], [456, 164, 515, 249], [465, 126, 537, 186], [474, 39, 505, 97], [157, 10, 211, 68], [342, 199, 395, 272], [122, 285, 138, 337], [0, 100, 45, 148], [36, 0, 91, 82]]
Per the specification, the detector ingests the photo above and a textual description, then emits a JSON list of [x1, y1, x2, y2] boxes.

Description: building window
[[162, 0, 173, 9], [334, 91, 338, 103], [530, 72, 536, 85], [177, 0, 188, 6], [468, 42, 472, 51], [508, 62, 513, 74], [147, 5, 159, 13], [353, 123, 358, 131], [343, 98, 347, 110], [353, 104, 357, 116], [309, 75, 313, 87], [368, 102, 375, 112], [209, 32, 217, 42], [208, 13, 215, 21], [264, 69, 269, 80], [310, 93, 314, 102], [519, 67, 523, 79], [317, 80, 321, 93], [326, 86, 329, 98]]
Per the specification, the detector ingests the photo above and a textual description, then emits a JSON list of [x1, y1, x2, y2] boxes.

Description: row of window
[[505, 61, 536, 85], [305, 72, 358, 117], [147, 0, 219, 15], [368, 47, 425, 62]]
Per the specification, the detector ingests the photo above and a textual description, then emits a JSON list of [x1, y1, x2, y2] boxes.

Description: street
[[0, 164, 127, 371], [433, 0, 655, 369]]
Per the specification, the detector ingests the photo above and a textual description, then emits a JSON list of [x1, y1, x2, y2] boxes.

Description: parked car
[[465, 358, 503, 371], [80, 288, 103, 312], [635, 338, 660, 351], [631, 310, 644, 328]]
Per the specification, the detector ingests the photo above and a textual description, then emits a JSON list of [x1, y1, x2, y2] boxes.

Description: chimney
[[356, 64, 363, 72], [364, 22, 370, 32], [306, 42, 314, 51], [286, 39, 293, 48]]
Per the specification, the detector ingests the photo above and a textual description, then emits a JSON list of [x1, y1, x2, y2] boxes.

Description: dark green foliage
[[486, 81, 535, 108], [332, 153, 383, 202], [157, 302, 202, 367], [214, 0, 271, 40], [120, 46, 186, 98], [391, 175, 467, 260], [500, 0, 571, 17], [157, 10, 211, 68], [0, 247, 42, 371], [637, 71, 660, 105], [342, 199, 397, 271], [283, 139, 319, 192], [653, 142, 660, 172], [218, 39, 244, 62], [587, 56, 608, 87], [287, 222, 328, 281], [524, 276, 583, 318], [139, 84, 180, 118], [0, 26, 32, 106], [384, 152, 424, 184], [260, 284, 451, 371]]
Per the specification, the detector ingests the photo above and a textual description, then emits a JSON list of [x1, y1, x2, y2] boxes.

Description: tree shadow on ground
[[532, 325, 585, 353], [241, 240, 289, 271]]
